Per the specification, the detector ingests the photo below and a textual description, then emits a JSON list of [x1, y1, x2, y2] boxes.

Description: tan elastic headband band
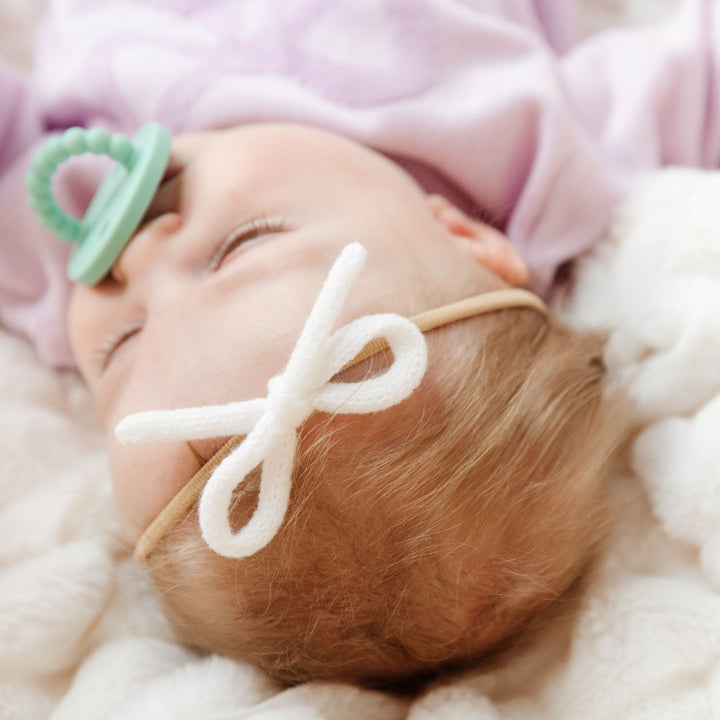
[[133, 287, 547, 561]]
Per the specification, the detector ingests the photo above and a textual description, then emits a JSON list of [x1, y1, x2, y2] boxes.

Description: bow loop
[[315, 314, 428, 415], [199, 424, 298, 557]]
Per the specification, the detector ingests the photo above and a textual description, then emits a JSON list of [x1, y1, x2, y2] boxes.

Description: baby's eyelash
[[209, 215, 286, 269], [94, 319, 144, 372]]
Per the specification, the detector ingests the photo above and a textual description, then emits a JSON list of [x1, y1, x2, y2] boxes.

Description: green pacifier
[[25, 123, 171, 285]]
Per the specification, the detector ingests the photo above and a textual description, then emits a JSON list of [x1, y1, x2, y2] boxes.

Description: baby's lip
[[161, 163, 183, 184], [139, 168, 183, 226]]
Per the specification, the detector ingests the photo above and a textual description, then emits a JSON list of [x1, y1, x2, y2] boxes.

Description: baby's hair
[[147, 307, 626, 686]]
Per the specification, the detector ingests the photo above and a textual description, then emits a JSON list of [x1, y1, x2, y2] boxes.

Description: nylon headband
[[133, 287, 547, 560]]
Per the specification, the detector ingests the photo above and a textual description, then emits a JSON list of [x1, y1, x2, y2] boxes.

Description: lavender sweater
[[1, 0, 718, 366]]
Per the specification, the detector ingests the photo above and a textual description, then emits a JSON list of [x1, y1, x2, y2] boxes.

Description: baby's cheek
[[67, 284, 102, 380], [108, 437, 198, 541]]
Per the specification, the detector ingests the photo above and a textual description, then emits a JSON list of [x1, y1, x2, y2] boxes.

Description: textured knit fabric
[[1, 0, 719, 366]]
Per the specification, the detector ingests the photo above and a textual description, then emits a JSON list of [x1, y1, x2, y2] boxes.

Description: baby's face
[[69, 123, 515, 541]]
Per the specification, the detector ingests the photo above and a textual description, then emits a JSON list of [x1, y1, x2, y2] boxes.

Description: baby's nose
[[110, 212, 182, 285]]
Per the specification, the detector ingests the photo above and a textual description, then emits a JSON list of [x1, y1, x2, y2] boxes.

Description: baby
[[65, 122, 626, 685], [5, 0, 714, 690]]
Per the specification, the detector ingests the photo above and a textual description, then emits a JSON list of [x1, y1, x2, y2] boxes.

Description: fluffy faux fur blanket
[[2, 165, 720, 718], [6, 0, 719, 717]]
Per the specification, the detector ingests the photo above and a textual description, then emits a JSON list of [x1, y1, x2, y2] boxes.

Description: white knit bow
[[115, 243, 428, 558]]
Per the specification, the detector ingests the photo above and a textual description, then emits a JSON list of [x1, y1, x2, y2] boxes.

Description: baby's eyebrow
[[186, 441, 206, 468], [185, 437, 237, 473]]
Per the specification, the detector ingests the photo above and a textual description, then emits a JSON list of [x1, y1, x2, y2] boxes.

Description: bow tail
[[115, 399, 266, 444]]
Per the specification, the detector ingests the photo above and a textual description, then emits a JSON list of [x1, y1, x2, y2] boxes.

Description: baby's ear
[[427, 194, 528, 286]]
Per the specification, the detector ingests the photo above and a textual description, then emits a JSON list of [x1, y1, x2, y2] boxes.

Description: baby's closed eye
[[208, 216, 287, 270], [95, 318, 144, 373]]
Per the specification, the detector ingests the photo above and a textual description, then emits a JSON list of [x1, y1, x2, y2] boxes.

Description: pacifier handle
[[25, 123, 171, 285], [27, 127, 136, 243]]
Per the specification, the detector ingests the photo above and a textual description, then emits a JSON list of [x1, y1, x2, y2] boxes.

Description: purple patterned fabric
[[1, 0, 718, 366]]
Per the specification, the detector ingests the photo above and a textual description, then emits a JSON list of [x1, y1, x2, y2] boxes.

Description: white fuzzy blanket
[[8, 1, 720, 718], [3, 169, 720, 719]]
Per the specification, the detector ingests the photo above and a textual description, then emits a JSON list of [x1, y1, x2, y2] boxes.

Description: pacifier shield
[[26, 123, 171, 285]]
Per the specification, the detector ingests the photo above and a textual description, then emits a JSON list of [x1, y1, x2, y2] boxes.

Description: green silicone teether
[[25, 122, 172, 284]]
